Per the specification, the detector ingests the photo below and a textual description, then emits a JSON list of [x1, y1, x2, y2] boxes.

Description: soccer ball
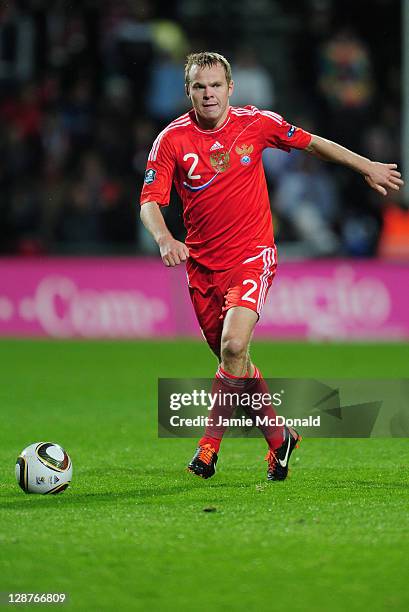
[[15, 442, 72, 495]]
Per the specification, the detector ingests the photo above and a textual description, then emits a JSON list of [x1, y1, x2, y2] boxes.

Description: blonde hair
[[184, 52, 232, 91]]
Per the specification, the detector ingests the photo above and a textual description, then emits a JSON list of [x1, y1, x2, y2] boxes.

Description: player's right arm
[[140, 201, 189, 266], [140, 125, 189, 267]]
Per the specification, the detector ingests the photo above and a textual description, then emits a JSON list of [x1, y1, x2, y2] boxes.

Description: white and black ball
[[16, 442, 72, 494]]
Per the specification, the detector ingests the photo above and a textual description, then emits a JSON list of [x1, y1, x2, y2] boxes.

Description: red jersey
[[140, 105, 311, 270]]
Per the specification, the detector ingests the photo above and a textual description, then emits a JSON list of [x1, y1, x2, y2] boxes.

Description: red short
[[187, 246, 277, 356]]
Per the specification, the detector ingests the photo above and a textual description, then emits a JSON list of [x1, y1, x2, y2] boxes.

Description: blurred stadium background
[[0, 0, 408, 341]]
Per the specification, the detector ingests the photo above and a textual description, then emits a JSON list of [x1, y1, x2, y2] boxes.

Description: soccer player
[[140, 52, 403, 481]]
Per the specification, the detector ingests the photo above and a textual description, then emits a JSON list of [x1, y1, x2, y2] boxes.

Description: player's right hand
[[158, 237, 190, 266]]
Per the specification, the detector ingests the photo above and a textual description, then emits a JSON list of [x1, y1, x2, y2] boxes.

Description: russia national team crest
[[235, 144, 253, 165], [210, 150, 230, 172]]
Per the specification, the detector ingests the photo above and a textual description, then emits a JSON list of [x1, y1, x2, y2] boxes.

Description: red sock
[[197, 366, 285, 452], [243, 366, 285, 450], [198, 435, 221, 453], [197, 366, 248, 452]]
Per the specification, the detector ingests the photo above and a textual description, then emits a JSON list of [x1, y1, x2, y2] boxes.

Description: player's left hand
[[364, 162, 404, 196]]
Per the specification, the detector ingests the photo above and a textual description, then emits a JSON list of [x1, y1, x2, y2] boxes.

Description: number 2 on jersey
[[183, 153, 201, 180]]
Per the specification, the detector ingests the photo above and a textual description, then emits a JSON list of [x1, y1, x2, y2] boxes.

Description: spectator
[[146, 50, 187, 122], [274, 150, 341, 256], [97, 76, 134, 174], [60, 78, 95, 154], [55, 178, 102, 245], [317, 27, 374, 150], [230, 48, 275, 109], [100, 0, 155, 111], [0, 3, 35, 87]]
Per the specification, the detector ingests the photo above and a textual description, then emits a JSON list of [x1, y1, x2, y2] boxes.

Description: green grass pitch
[[1, 340, 409, 611]]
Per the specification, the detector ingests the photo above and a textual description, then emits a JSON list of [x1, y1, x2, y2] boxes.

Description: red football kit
[[141, 105, 311, 355]]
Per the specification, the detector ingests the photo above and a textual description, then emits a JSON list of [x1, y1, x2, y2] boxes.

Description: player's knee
[[221, 336, 247, 361]]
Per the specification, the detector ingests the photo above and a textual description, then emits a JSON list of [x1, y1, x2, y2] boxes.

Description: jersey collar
[[190, 107, 232, 134]]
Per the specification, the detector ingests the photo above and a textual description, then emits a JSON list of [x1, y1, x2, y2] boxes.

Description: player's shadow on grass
[[0, 479, 245, 509]]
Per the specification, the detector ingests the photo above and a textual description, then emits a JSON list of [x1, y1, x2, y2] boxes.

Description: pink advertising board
[[0, 258, 408, 340]]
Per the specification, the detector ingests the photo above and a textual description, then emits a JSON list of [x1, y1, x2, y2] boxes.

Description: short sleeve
[[259, 110, 312, 152], [140, 131, 176, 207]]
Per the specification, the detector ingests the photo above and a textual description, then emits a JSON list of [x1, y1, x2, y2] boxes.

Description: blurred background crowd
[[0, 0, 407, 259]]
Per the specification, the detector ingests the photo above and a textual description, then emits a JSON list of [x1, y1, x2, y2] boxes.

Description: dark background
[[0, 0, 404, 258]]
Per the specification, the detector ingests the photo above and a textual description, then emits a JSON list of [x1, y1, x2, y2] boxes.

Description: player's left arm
[[305, 134, 404, 196]]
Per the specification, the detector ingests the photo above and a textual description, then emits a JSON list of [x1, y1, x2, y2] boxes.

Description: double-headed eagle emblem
[[235, 143, 254, 165], [209, 144, 254, 172], [210, 150, 230, 172], [235, 144, 254, 156]]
